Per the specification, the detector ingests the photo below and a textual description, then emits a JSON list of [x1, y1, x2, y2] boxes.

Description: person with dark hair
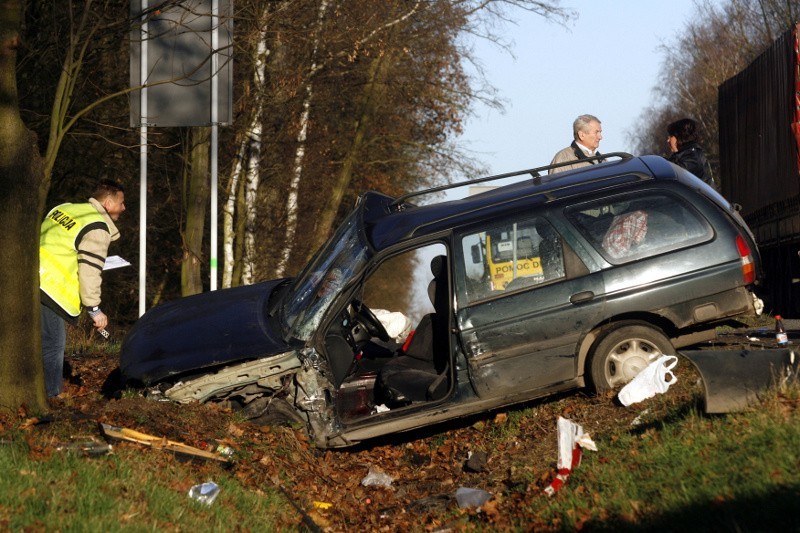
[[39, 179, 126, 397], [667, 118, 718, 190], [549, 114, 605, 174]]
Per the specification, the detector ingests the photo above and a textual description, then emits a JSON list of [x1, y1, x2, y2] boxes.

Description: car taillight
[[736, 234, 755, 284]]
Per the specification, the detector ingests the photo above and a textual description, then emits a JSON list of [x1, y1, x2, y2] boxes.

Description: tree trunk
[[310, 47, 392, 253], [241, 147, 260, 284], [0, 0, 48, 412], [275, 0, 329, 277], [232, 169, 247, 286], [181, 126, 210, 296], [222, 136, 243, 288]]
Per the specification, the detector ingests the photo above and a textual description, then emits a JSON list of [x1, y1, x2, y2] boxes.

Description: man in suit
[[549, 114, 604, 174]]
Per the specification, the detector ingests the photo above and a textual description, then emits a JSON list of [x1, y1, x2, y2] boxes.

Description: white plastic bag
[[360, 466, 394, 488], [455, 487, 492, 508], [618, 354, 678, 406], [188, 482, 220, 505]]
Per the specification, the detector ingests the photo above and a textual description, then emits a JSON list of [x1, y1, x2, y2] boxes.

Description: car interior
[[333, 253, 452, 422]]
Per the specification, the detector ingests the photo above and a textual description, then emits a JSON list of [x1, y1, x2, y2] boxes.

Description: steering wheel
[[351, 300, 391, 342]]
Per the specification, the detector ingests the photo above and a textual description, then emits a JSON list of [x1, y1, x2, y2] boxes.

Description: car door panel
[[458, 271, 605, 398]]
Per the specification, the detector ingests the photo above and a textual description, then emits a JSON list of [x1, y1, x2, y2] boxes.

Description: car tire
[[100, 367, 124, 399], [589, 323, 674, 393], [246, 397, 305, 427]]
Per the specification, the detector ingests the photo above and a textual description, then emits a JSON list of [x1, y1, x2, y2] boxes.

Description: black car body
[[120, 154, 763, 448]]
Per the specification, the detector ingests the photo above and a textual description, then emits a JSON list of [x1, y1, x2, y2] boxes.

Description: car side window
[[457, 216, 565, 304], [361, 243, 446, 329], [567, 192, 712, 264]]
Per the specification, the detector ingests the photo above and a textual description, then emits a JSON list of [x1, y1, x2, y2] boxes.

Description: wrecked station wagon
[[119, 153, 763, 448]]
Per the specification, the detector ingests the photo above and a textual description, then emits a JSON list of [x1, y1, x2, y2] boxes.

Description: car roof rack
[[390, 152, 634, 208]]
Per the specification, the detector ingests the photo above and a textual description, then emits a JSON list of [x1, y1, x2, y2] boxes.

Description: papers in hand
[[103, 255, 131, 270]]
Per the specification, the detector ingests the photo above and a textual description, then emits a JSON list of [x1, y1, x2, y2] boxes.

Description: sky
[[409, 1, 709, 296], [457, 1, 707, 184]]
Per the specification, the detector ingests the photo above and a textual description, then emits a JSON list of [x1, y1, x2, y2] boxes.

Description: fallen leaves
[[0, 349, 722, 532]]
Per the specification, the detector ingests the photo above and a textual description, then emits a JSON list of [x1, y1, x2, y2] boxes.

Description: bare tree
[[222, 1, 270, 288], [630, 0, 800, 181], [222, 0, 575, 286], [1, 1, 227, 410]]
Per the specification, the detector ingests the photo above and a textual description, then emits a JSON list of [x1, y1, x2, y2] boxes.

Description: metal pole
[[210, 0, 219, 291], [139, 0, 149, 316]]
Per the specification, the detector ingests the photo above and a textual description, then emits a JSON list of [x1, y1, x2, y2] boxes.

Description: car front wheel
[[245, 397, 305, 427], [589, 323, 674, 393]]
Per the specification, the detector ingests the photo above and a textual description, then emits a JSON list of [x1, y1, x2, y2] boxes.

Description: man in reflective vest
[[39, 180, 126, 397]]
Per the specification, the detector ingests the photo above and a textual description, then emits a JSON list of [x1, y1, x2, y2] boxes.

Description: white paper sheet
[[103, 255, 131, 270]]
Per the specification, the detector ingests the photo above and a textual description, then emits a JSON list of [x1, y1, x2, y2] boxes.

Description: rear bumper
[[680, 348, 799, 412]]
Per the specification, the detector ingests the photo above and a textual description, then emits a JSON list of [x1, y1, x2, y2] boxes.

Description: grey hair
[[572, 114, 601, 140]]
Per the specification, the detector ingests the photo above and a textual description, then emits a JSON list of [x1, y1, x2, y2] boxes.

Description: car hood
[[120, 279, 291, 385]]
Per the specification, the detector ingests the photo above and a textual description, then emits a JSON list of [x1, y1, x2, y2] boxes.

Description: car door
[[454, 213, 606, 398]]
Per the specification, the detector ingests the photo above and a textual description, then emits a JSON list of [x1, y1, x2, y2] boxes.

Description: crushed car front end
[[119, 197, 382, 447]]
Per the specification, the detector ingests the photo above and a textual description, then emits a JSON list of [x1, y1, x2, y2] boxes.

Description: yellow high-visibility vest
[[39, 203, 107, 317]]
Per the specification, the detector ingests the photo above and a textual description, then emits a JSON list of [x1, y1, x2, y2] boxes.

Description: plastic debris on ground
[[56, 439, 113, 457], [188, 482, 220, 505], [361, 466, 394, 488], [200, 439, 235, 458], [455, 487, 492, 509], [312, 501, 332, 510], [630, 409, 650, 427], [618, 354, 678, 406], [406, 494, 453, 513], [544, 416, 597, 497]]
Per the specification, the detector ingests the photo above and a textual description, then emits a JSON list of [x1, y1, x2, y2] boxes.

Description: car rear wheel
[[589, 323, 674, 393]]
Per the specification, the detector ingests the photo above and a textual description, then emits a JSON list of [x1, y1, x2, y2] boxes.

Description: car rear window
[[567, 192, 712, 264]]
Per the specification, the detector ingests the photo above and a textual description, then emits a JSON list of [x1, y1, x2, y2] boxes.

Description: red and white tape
[[544, 417, 596, 497]]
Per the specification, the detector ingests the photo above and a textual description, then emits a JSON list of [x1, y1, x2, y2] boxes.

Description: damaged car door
[[455, 213, 605, 397]]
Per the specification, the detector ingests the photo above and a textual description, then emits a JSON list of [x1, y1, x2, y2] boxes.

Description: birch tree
[[223, 2, 271, 288], [273, 0, 329, 278], [226, 0, 574, 285], [291, 0, 574, 266]]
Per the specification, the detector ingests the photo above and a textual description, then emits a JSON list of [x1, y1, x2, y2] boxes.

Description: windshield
[[281, 211, 369, 341]]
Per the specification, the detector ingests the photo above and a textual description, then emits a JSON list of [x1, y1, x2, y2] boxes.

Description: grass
[[3, 393, 799, 531], [0, 439, 290, 531], [1, 328, 294, 532], [2, 329, 800, 530], [519, 391, 800, 531]]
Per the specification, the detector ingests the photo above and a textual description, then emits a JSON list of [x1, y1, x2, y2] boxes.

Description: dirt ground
[[6, 323, 783, 531]]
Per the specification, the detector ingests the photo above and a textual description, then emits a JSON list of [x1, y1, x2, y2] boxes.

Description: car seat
[[375, 255, 450, 407]]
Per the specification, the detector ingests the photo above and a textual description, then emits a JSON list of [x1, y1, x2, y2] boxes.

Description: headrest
[[430, 255, 446, 277]]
